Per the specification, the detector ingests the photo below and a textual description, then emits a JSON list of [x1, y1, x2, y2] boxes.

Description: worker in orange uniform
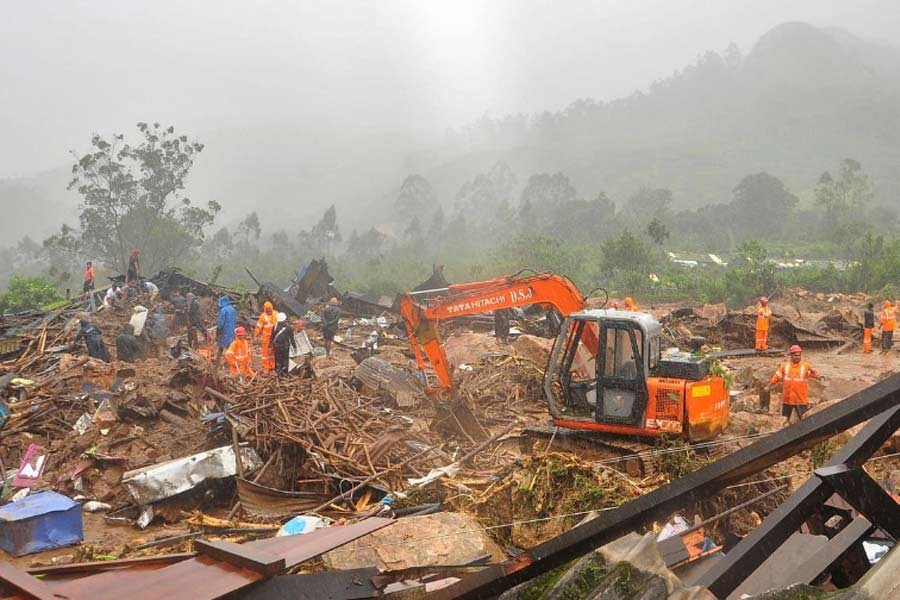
[[83, 261, 95, 298], [768, 344, 819, 427], [755, 296, 772, 351], [624, 297, 638, 312], [881, 300, 896, 352], [225, 327, 255, 378], [863, 302, 875, 353], [254, 301, 278, 371]]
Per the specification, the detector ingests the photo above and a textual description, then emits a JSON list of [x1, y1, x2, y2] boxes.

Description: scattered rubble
[[1, 271, 899, 600]]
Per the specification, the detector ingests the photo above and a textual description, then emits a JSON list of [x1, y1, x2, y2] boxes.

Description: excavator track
[[523, 425, 662, 478]]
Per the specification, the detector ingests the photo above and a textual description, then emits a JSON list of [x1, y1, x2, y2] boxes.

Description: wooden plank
[[194, 539, 285, 576], [814, 465, 900, 538], [791, 516, 873, 586], [26, 553, 196, 577], [432, 375, 900, 600], [27, 518, 394, 600], [700, 402, 900, 598], [729, 533, 828, 600], [0, 563, 60, 600]]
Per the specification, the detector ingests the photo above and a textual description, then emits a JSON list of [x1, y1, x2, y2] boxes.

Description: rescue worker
[[494, 308, 511, 344], [225, 327, 255, 378], [254, 301, 278, 371], [881, 300, 896, 351], [271, 312, 297, 376], [863, 302, 875, 353], [186, 293, 204, 348], [755, 296, 772, 351], [126, 248, 141, 284], [74, 319, 111, 362], [116, 323, 144, 362], [216, 295, 237, 360], [320, 297, 341, 358], [170, 290, 187, 329], [141, 280, 159, 301], [768, 344, 819, 427], [624, 297, 638, 312], [148, 306, 169, 356], [103, 283, 122, 310], [83, 261, 95, 297]]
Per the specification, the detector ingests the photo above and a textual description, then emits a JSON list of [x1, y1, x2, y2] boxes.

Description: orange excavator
[[399, 272, 729, 441]]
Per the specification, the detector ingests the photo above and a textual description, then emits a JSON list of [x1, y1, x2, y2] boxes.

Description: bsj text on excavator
[[398, 271, 729, 441]]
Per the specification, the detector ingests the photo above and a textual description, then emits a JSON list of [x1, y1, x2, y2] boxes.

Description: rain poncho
[[217, 296, 237, 349]]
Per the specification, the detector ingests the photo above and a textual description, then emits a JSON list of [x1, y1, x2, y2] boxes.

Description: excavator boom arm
[[399, 273, 586, 393]]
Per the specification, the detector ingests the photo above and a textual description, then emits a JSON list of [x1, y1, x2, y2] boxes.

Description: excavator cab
[[545, 310, 727, 440]]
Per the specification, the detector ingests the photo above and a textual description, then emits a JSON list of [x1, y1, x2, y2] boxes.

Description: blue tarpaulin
[[0, 491, 83, 556]]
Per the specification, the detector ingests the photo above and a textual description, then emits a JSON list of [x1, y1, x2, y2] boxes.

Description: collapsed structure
[[0, 265, 898, 599]]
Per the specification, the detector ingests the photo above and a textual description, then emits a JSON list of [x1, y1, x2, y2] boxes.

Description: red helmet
[[789, 344, 802, 354], [235, 326, 247, 336], [131, 248, 141, 256]]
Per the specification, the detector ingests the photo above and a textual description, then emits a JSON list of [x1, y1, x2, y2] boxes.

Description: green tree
[[0, 275, 62, 313], [601, 229, 653, 273], [723, 240, 776, 304], [729, 172, 798, 239], [236, 212, 261, 244], [394, 175, 436, 216], [815, 158, 874, 235], [645, 218, 670, 245], [61, 122, 220, 272]]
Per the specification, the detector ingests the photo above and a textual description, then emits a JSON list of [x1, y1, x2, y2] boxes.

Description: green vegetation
[[0, 275, 62, 313]]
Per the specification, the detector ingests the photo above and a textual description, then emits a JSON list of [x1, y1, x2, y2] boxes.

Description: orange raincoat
[[255, 301, 277, 371], [769, 360, 818, 406], [624, 297, 638, 312], [225, 337, 255, 378], [755, 303, 772, 350]]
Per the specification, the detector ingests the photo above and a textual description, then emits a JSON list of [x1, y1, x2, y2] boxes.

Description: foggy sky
[[2, 0, 899, 179]]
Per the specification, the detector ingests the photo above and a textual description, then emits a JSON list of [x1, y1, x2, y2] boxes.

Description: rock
[[513, 334, 553, 367], [443, 332, 504, 368], [323, 512, 504, 571]]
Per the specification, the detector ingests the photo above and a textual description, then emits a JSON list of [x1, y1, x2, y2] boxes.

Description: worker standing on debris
[[126, 248, 141, 284], [116, 323, 145, 362], [255, 301, 278, 371], [755, 296, 773, 351], [74, 319, 111, 362], [170, 290, 186, 329], [494, 308, 511, 343], [82, 261, 95, 298], [881, 300, 896, 352], [624, 297, 638, 312], [225, 327, 255, 378], [186, 293, 204, 349], [271, 312, 297, 376], [863, 302, 875, 353], [217, 295, 237, 360], [148, 306, 169, 356], [320, 297, 341, 358], [768, 344, 819, 426]]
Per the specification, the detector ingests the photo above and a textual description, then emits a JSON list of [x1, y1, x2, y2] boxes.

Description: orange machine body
[[399, 272, 728, 441]]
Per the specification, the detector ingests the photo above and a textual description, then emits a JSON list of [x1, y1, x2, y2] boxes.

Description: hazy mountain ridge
[[3, 21, 900, 246]]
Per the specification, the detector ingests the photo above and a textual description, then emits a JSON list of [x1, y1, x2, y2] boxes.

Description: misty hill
[[415, 22, 900, 214], [4, 22, 900, 246]]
